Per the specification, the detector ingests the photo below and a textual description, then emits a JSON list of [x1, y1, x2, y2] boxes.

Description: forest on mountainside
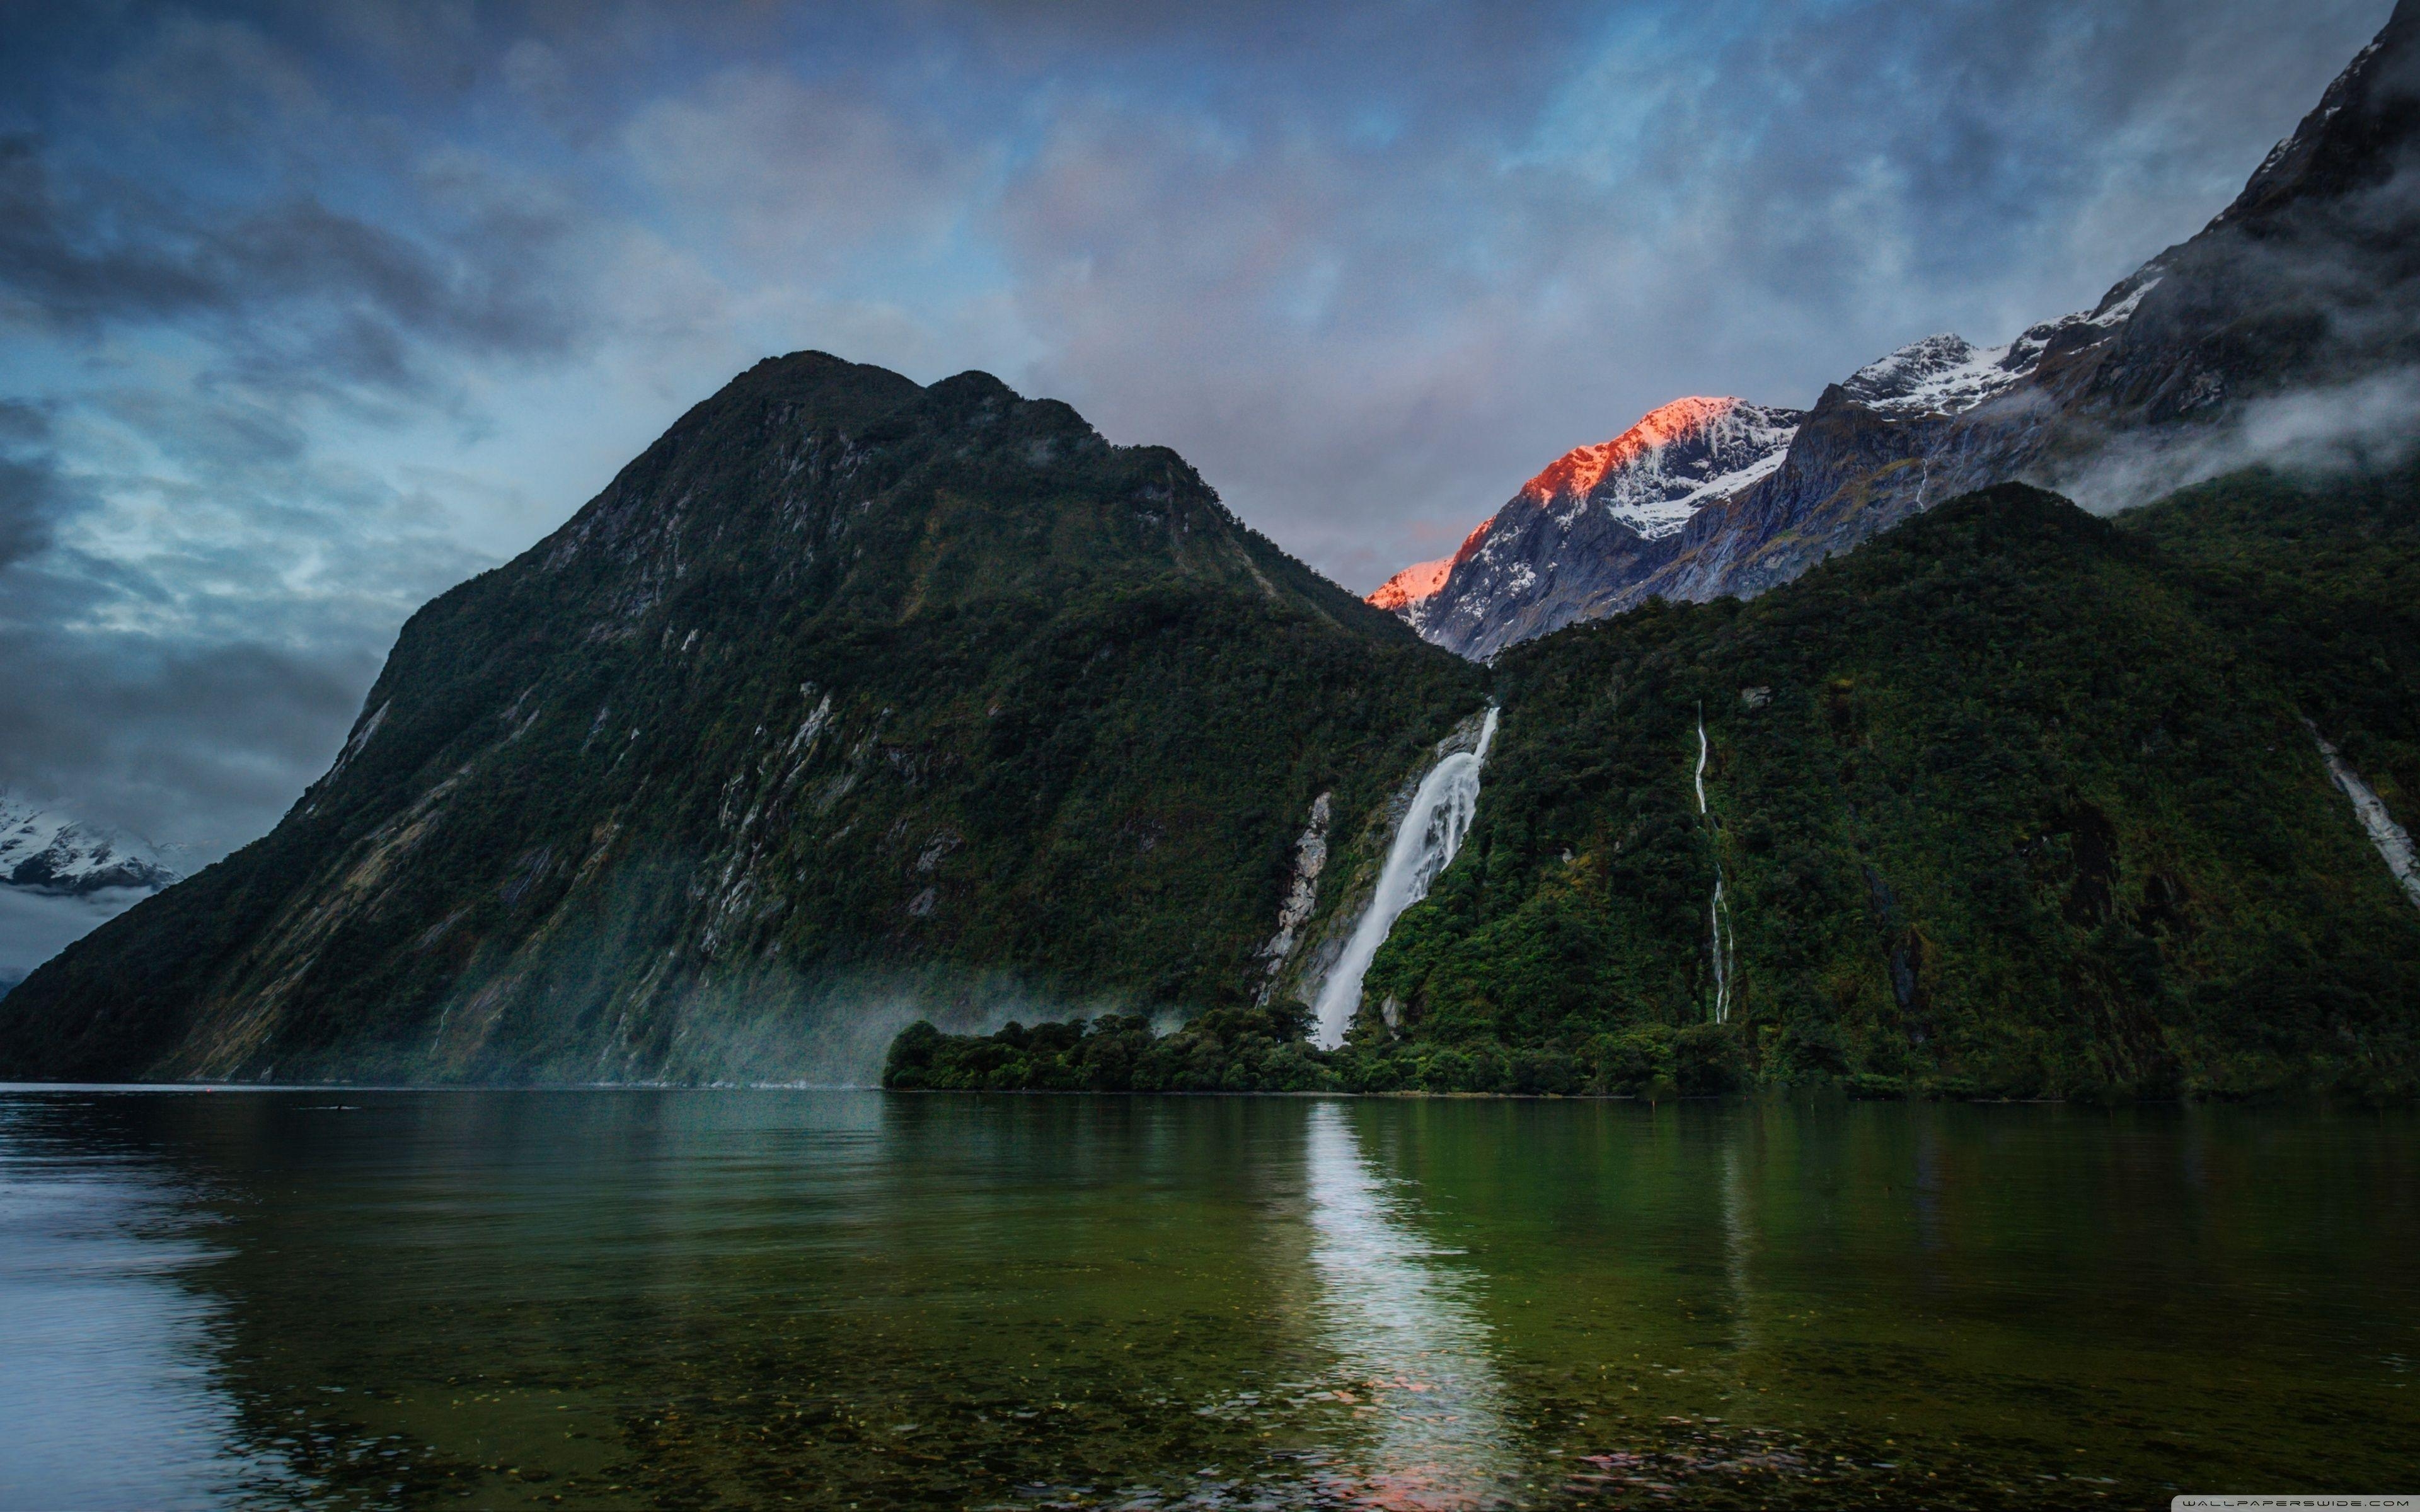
[[896, 471, 2420, 1102]]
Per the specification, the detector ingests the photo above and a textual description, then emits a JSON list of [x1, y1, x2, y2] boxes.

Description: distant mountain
[[1382, 398, 1802, 658], [1378, 0, 2420, 658], [0, 355, 1481, 1082], [0, 793, 180, 896]]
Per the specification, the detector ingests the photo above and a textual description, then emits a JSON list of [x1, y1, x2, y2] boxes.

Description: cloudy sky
[[0, 0, 2393, 967]]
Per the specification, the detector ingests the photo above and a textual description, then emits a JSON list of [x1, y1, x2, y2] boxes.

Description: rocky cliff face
[[1379, 0, 2420, 658], [0, 354, 1482, 1083]]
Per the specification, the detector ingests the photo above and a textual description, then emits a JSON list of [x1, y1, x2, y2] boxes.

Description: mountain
[[1383, 398, 1803, 658], [0, 793, 180, 896], [0, 354, 1483, 1083], [903, 477, 2420, 1100], [1378, 0, 2420, 659]]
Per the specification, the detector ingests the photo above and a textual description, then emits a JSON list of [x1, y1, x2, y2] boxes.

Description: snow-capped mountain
[[1374, 0, 2420, 660], [1378, 273, 2168, 657], [1520, 397, 1802, 539], [0, 793, 181, 896], [1836, 279, 2159, 418], [1382, 397, 1802, 658]]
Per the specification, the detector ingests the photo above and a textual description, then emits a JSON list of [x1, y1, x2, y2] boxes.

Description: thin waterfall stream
[[1697, 710, 1734, 1024], [2310, 720, 2420, 909], [1311, 706, 1499, 1049]]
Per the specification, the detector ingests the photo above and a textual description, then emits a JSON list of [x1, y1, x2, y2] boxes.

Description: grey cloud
[[0, 616, 383, 857], [0, 134, 584, 399], [0, 403, 79, 569], [2049, 368, 2420, 514], [0, 375, 495, 864], [0, 456, 64, 567], [620, 69, 988, 265], [0, 885, 155, 985], [974, 1, 2390, 588]]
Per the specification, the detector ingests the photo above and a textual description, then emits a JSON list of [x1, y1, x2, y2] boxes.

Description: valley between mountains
[[6, 4, 2420, 1101]]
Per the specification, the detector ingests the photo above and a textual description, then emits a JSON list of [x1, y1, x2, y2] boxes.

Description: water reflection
[[0, 1094, 280, 1510], [1, 1092, 2415, 1507], [1302, 1102, 1516, 1509]]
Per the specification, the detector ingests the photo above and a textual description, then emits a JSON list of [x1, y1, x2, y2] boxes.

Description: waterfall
[[1310, 706, 1499, 1049], [1697, 711, 1734, 1024], [2310, 721, 2420, 910]]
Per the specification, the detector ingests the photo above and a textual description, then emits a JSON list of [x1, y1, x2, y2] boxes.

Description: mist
[[648, 968, 1134, 1089], [2043, 367, 2420, 513]]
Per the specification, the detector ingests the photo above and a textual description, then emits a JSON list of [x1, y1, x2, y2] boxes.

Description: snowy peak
[[1840, 275, 2162, 420], [0, 793, 180, 897], [1516, 396, 1802, 539], [1519, 396, 1738, 503], [1366, 394, 1802, 658], [1367, 554, 1453, 612], [1366, 518, 1494, 627], [1841, 333, 2009, 414]]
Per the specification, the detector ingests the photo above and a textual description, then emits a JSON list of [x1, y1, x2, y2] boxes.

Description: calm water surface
[[0, 1089, 2413, 1509]]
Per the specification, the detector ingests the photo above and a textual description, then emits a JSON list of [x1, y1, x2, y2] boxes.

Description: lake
[[1, 1088, 2413, 1509]]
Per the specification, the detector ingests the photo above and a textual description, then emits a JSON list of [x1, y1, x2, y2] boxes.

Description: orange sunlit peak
[[1366, 517, 1495, 609], [1368, 554, 1452, 610], [1519, 396, 1741, 503]]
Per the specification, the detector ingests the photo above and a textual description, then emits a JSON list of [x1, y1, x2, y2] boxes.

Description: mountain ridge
[[1376, 0, 2420, 660], [1391, 396, 1804, 658]]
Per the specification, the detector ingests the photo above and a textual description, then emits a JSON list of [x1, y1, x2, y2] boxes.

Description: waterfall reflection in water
[[1303, 1102, 1517, 1509]]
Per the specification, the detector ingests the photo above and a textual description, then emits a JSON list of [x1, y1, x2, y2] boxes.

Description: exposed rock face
[[1255, 791, 1332, 997], [1378, 1, 2420, 658]]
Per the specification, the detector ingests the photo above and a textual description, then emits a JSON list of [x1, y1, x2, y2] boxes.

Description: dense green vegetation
[[897, 477, 2420, 1102], [2122, 461, 2420, 818], [883, 1004, 1745, 1097]]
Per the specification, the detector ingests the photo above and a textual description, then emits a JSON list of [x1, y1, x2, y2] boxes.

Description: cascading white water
[[1697, 712, 1734, 1024], [1310, 706, 1499, 1049], [2311, 721, 2420, 910]]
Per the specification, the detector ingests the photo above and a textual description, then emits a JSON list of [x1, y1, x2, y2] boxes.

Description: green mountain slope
[[896, 481, 2420, 1100], [0, 354, 1484, 1083], [2121, 461, 2420, 821], [1368, 483, 2420, 1101]]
